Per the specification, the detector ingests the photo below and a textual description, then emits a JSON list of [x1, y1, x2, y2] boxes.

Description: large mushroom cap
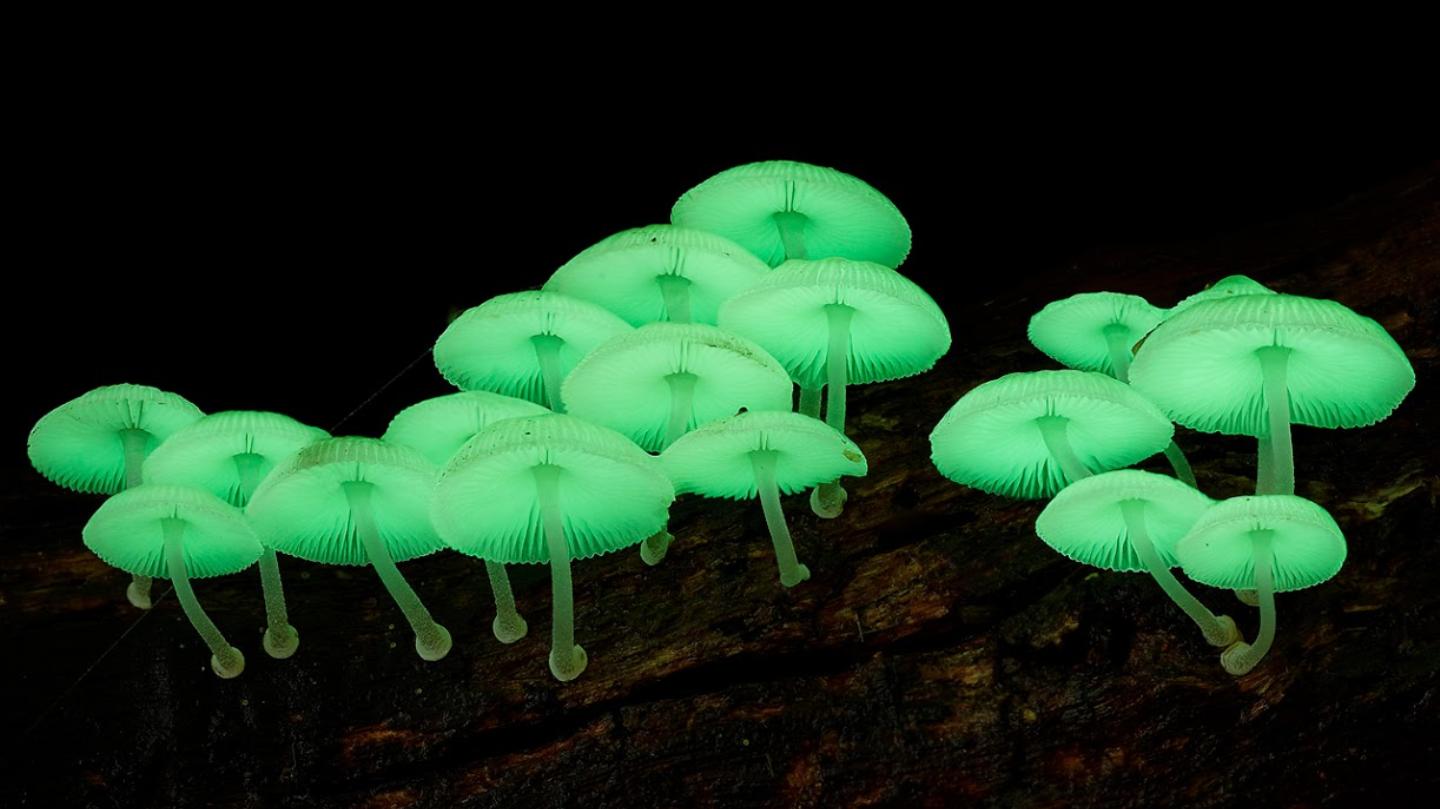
[[661, 411, 867, 500], [544, 225, 770, 326], [246, 437, 443, 565], [929, 370, 1174, 499], [718, 257, 951, 389], [83, 484, 263, 578], [143, 411, 329, 505], [432, 415, 674, 564], [1176, 495, 1346, 592], [1035, 469, 1215, 571], [28, 383, 204, 493], [433, 291, 632, 403], [1027, 292, 1164, 375], [1168, 274, 1275, 317], [563, 323, 793, 452], [1130, 294, 1415, 435], [671, 160, 911, 269], [383, 391, 549, 466]]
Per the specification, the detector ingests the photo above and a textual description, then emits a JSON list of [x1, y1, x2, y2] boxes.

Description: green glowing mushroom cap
[[929, 370, 1174, 499], [718, 257, 950, 389], [383, 391, 549, 466], [661, 411, 867, 500], [1035, 469, 1215, 571], [544, 225, 770, 326], [1027, 292, 1164, 375], [1168, 275, 1275, 317], [562, 323, 794, 452], [1130, 294, 1415, 436], [432, 415, 674, 564], [433, 290, 632, 404], [143, 411, 329, 506], [246, 437, 444, 566], [83, 484, 263, 578], [1176, 495, 1346, 592], [671, 160, 911, 269], [28, 384, 204, 493]]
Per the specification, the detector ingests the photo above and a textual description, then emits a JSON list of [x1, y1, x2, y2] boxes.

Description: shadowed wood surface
[[2, 166, 1437, 808]]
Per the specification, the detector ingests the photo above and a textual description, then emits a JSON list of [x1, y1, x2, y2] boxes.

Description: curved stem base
[[639, 529, 673, 566], [549, 644, 589, 682], [810, 483, 847, 519], [127, 575, 153, 609], [211, 646, 245, 679], [484, 560, 527, 644], [262, 625, 300, 659], [1235, 589, 1260, 607]]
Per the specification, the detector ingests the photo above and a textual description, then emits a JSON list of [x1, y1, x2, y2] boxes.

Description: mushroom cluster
[[29, 160, 948, 683]]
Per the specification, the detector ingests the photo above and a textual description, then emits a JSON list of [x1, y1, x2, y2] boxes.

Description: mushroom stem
[[1162, 441, 1198, 488], [1035, 416, 1091, 485], [639, 528, 673, 566], [1120, 500, 1237, 647], [120, 428, 153, 609], [752, 450, 810, 588], [1103, 324, 1134, 383], [162, 517, 244, 679], [663, 372, 699, 449], [343, 482, 451, 662], [798, 386, 822, 418], [812, 304, 855, 518], [534, 463, 586, 681], [774, 211, 808, 261], [1256, 434, 1276, 494], [531, 334, 567, 412], [235, 452, 299, 658], [1223, 530, 1277, 675], [656, 274, 694, 324], [1257, 346, 1295, 495], [484, 560, 528, 644]]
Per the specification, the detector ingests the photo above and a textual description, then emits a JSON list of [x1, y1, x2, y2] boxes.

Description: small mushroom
[[28, 383, 204, 609], [433, 290, 632, 412], [143, 410, 327, 658], [432, 415, 674, 681], [1036, 470, 1237, 646], [661, 412, 867, 588], [383, 391, 549, 643], [545, 224, 770, 326], [83, 484, 262, 678], [720, 257, 950, 517], [671, 160, 911, 269], [1176, 494, 1347, 675], [247, 437, 453, 661], [929, 370, 1174, 499]]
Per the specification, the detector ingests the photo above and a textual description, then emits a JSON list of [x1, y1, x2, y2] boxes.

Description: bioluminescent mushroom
[[247, 437, 453, 661], [28, 383, 204, 609], [545, 225, 770, 326], [720, 257, 950, 517], [1130, 294, 1415, 497], [671, 160, 911, 269], [383, 391, 549, 643], [660, 412, 867, 588], [143, 410, 328, 658], [432, 415, 674, 681], [83, 484, 262, 678], [1176, 494, 1347, 675], [563, 323, 794, 564], [929, 370, 1174, 499], [1027, 291, 1196, 487], [1168, 274, 1275, 318], [433, 290, 632, 412], [1035, 470, 1238, 646]]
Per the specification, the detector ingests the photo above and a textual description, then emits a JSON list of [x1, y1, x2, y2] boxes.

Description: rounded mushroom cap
[[247, 437, 443, 565], [661, 411, 867, 500], [563, 323, 794, 451], [1130, 294, 1415, 436], [28, 383, 204, 494], [1168, 275, 1275, 317], [83, 484, 263, 578], [143, 411, 329, 506], [383, 391, 549, 466], [671, 160, 911, 269], [718, 257, 951, 389], [1027, 292, 1164, 375], [1035, 469, 1215, 571], [1176, 495, 1346, 592], [433, 291, 632, 403], [929, 370, 1175, 499], [544, 225, 770, 326], [432, 415, 674, 564]]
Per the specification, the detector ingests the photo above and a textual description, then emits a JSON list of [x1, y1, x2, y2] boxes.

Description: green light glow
[[1168, 274, 1275, 317], [671, 160, 912, 269], [1027, 292, 1164, 378]]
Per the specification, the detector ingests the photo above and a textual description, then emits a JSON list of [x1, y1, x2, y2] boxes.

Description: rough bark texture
[[3, 167, 1438, 808]]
